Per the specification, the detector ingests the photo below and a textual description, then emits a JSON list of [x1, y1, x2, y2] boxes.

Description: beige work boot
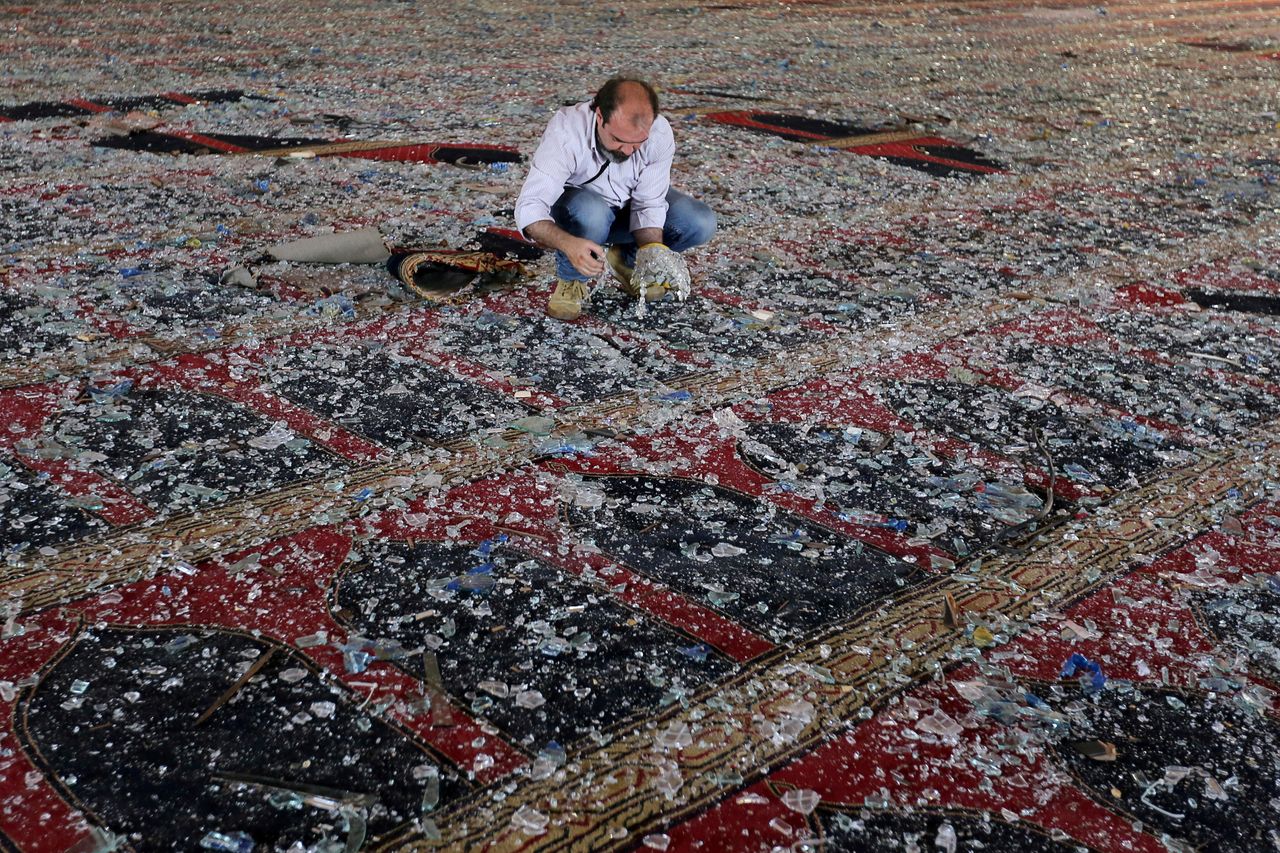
[[608, 245, 669, 302], [546, 278, 589, 321]]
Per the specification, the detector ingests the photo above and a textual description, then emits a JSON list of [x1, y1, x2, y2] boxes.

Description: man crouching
[[514, 76, 717, 321]]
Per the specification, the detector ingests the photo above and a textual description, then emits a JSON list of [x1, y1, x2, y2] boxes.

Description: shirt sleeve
[[514, 114, 575, 235], [628, 120, 674, 233]]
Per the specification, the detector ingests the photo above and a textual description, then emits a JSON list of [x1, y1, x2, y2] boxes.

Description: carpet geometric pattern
[[2, 1, 1278, 851]]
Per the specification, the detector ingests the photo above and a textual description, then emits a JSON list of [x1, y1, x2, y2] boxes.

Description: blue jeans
[[549, 187, 717, 282]]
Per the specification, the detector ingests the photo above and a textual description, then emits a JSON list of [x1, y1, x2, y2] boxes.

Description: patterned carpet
[[2, 1, 1279, 851]]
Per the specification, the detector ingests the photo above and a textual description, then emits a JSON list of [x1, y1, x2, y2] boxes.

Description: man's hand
[[523, 221, 605, 278], [563, 236, 606, 278], [632, 243, 692, 300]]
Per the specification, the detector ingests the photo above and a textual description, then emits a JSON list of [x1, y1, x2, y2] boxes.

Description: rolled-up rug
[[387, 250, 526, 300], [267, 225, 391, 264]]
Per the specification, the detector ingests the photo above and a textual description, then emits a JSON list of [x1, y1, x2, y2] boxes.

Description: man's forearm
[[632, 227, 663, 246], [523, 220, 576, 254]]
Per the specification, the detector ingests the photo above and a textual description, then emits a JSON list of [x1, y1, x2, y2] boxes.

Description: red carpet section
[[2, 0, 1280, 851]]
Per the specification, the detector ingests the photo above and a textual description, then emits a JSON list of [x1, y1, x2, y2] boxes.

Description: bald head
[[592, 76, 660, 127], [611, 81, 656, 132]]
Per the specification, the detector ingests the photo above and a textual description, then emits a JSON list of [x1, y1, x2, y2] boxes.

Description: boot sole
[[546, 304, 582, 321]]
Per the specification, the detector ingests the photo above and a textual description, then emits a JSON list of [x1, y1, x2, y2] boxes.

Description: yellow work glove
[[632, 242, 692, 301]]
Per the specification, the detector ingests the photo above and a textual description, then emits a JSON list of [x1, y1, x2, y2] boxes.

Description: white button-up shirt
[[514, 101, 674, 236]]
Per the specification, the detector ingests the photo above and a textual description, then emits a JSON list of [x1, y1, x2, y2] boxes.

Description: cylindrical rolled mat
[[268, 226, 391, 264]]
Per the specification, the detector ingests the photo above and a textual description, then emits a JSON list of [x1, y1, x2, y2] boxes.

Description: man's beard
[[597, 128, 632, 164]]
